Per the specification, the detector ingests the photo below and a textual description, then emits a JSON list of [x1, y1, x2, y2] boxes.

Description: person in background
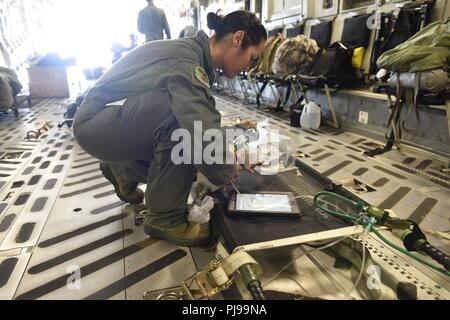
[[138, 0, 171, 42], [111, 34, 138, 64]]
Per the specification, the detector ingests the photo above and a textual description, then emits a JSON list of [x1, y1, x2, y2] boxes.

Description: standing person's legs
[[143, 140, 211, 247]]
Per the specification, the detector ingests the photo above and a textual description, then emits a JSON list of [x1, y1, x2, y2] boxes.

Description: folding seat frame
[[214, 69, 239, 97], [367, 84, 450, 157], [293, 74, 340, 129], [257, 19, 336, 112], [244, 24, 307, 111], [292, 14, 374, 129], [364, 2, 442, 157]]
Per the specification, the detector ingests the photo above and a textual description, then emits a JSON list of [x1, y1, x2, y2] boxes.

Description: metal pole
[[324, 84, 339, 129]]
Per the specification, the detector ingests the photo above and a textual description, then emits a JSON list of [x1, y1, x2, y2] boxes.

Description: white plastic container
[[300, 101, 321, 129]]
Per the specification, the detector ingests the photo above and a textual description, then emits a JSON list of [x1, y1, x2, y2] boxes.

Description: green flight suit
[[73, 31, 235, 228]]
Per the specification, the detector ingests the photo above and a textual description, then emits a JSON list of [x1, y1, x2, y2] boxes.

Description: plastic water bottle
[[300, 101, 321, 129]]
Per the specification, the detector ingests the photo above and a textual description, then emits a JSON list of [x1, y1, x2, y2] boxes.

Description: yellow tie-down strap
[[208, 250, 262, 288]]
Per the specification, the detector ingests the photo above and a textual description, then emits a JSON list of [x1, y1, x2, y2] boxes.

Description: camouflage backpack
[[272, 35, 319, 76], [249, 33, 285, 75]]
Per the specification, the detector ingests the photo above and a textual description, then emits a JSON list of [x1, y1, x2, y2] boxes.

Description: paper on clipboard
[[236, 193, 292, 213]]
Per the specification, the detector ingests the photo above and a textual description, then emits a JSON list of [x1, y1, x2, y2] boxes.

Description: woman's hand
[[223, 162, 261, 192], [240, 163, 259, 173], [223, 163, 244, 192]]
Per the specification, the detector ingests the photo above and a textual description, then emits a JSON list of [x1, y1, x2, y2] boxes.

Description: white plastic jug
[[300, 101, 321, 129]]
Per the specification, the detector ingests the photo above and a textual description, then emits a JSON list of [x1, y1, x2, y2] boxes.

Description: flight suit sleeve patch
[[194, 66, 210, 88]]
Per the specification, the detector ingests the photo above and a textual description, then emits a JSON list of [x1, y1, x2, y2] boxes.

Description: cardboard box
[[27, 66, 70, 98]]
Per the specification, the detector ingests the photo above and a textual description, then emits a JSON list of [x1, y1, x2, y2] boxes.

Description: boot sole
[[144, 223, 211, 247], [99, 162, 143, 205]]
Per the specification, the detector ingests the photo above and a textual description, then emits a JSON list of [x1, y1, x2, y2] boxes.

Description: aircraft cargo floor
[[0, 95, 449, 300]]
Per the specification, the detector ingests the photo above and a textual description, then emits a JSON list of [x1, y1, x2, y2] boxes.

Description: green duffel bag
[[377, 19, 450, 73]]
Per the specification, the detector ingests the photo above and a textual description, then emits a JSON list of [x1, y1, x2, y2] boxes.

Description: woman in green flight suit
[[73, 11, 267, 247]]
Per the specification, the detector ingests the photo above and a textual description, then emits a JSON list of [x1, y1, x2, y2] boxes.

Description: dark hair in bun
[[207, 11, 224, 30], [207, 10, 267, 49]]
